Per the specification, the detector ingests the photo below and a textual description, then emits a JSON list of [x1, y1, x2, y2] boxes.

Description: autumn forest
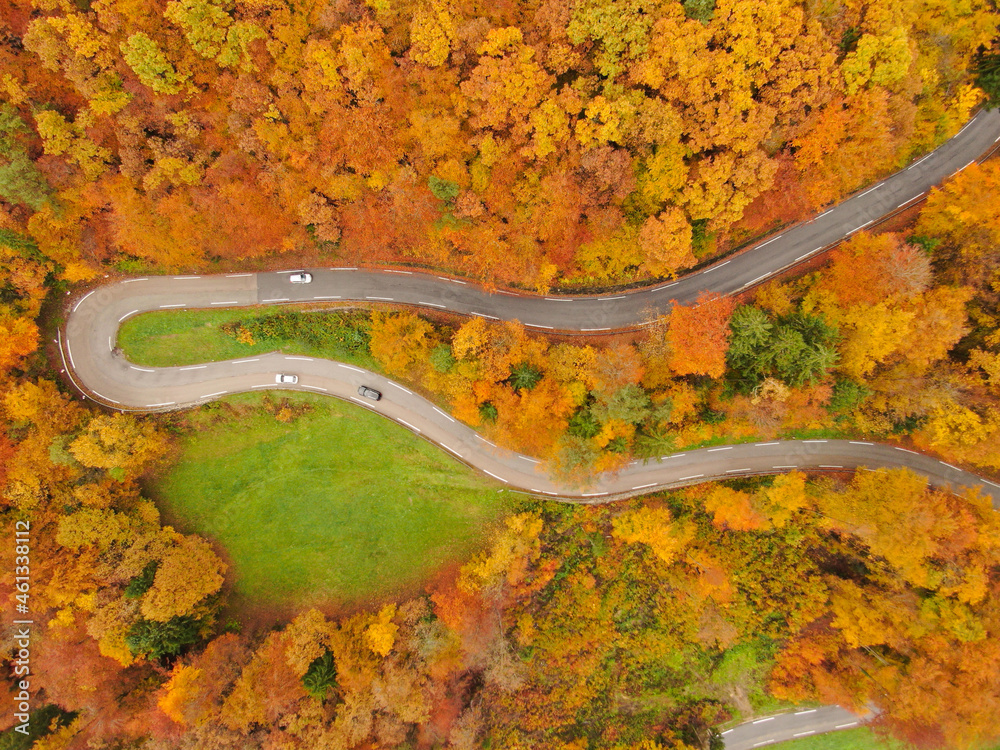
[[3, 0, 1000, 747]]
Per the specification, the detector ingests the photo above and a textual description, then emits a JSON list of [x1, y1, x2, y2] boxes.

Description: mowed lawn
[[117, 307, 378, 369], [770, 727, 907, 750], [150, 392, 511, 604]]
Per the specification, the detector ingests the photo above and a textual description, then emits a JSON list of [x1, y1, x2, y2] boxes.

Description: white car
[[289, 272, 312, 284], [275, 374, 298, 384]]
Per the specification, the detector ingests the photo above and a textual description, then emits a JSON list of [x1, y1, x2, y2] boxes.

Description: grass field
[[118, 307, 379, 369], [768, 727, 905, 750], [148, 392, 512, 605]]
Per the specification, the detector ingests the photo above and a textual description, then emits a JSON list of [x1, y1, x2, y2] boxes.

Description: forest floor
[[144, 392, 512, 613]]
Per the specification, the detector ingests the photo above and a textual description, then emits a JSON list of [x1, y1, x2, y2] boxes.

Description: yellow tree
[[611, 504, 693, 565], [140, 535, 227, 622], [639, 207, 696, 278], [69, 413, 169, 477]]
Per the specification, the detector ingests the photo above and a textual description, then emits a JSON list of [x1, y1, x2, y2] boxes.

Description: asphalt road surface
[[62, 271, 1000, 505], [722, 705, 875, 749]]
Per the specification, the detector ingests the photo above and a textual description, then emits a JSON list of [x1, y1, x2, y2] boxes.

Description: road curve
[[721, 705, 875, 749], [70, 107, 1000, 335], [61, 273, 1000, 505]]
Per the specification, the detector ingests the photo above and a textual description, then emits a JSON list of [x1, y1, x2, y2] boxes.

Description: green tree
[[972, 41, 1000, 106], [126, 615, 203, 660], [301, 651, 337, 699], [0, 105, 50, 210], [509, 362, 543, 391], [683, 0, 715, 24], [120, 33, 187, 94], [591, 384, 651, 425]]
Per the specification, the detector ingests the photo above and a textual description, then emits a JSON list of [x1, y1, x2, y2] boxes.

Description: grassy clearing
[[117, 307, 379, 370], [769, 727, 906, 750], [148, 392, 512, 605]]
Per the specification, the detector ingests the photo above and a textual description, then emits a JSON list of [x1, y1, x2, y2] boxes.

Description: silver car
[[289, 272, 312, 284], [276, 374, 298, 384]]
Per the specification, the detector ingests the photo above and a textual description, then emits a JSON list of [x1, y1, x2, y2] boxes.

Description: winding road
[[60, 107, 1000, 506]]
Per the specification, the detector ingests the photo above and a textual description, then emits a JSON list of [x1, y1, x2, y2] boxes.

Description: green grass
[[118, 307, 379, 370], [148, 392, 512, 605], [769, 727, 906, 750]]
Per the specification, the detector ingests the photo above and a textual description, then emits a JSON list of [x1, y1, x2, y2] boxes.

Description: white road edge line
[[338, 364, 365, 373], [119, 310, 140, 321], [419, 301, 446, 308], [483, 469, 508, 483], [397, 419, 420, 432], [835, 722, 858, 729], [179, 365, 207, 371], [441, 444, 462, 458], [795, 709, 817, 715], [632, 483, 657, 490], [301, 385, 327, 391], [201, 391, 228, 398], [752, 717, 775, 724], [130, 366, 154, 372], [389, 382, 413, 394], [211, 301, 239, 305], [850, 441, 874, 446], [678, 474, 704, 481], [743, 272, 771, 287]]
